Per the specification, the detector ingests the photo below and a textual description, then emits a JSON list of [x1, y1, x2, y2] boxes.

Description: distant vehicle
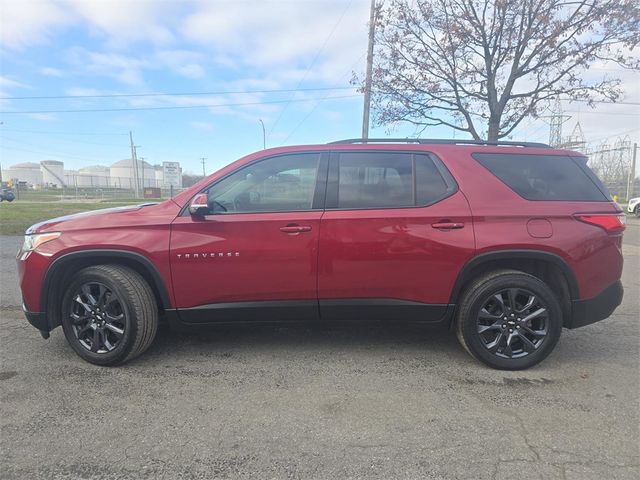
[[627, 197, 640, 217], [17, 139, 625, 370], [0, 188, 15, 202]]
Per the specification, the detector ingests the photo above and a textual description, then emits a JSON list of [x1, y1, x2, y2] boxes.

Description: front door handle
[[432, 221, 465, 230], [280, 224, 312, 234]]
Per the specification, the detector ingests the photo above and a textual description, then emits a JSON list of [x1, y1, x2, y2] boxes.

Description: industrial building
[[2, 162, 43, 185], [2, 159, 182, 189]]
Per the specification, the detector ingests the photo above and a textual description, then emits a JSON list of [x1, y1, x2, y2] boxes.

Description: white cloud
[[0, 0, 181, 50], [519, 60, 640, 145], [0, 0, 70, 49], [155, 49, 205, 79], [191, 121, 215, 131], [63, 47, 207, 86], [182, 1, 369, 79], [64, 87, 112, 96], [40, 67, 66, 77], [0, 76, 28, 90], [27, 112, 58, 121], [68, 0, 177, 47], [0, 76, 30, 110], [66, 49, 149, 86]]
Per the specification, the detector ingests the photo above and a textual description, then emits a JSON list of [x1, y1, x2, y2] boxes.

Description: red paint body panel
[[17, 142, 624, 325], [438, 148, 623, 299], [170, 212, 322, 307], [317, 191, 475, 304], [18, 200, 179, 311]]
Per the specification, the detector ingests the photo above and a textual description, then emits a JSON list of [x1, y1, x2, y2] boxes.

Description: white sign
[[162, 162, 181, 187]]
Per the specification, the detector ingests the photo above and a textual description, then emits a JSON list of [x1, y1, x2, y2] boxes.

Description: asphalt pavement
[[1, 220, 638, 479]]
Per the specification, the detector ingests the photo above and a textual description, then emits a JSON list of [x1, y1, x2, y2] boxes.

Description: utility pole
[[0, 122, 4, 185], [139, 157, 146, 190], [200, 157, 207, 178], [361, 0, 377, 141], [129, 131, 139, 198], [259, 119, 266, 149], [627, 142, 637, 201]]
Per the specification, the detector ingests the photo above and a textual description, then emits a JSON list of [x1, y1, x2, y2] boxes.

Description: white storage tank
[[155, 165, 163, 185], [110, 158, 154, 189], [64, 169, 78, 186], [77, 165, 110, 187], [40, 160, 65, 187], [2, 162, 43, 186]]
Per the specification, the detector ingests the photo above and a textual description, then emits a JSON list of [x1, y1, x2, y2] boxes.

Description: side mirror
[[189, 193, 210, 216]]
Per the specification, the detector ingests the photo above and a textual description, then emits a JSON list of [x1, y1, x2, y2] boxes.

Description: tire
[[635, 206, 639, 218], [455, 269, 562, 370], [60, 265, 158, 366]]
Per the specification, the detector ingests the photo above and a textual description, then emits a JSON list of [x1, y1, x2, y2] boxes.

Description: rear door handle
[[432, 222, 465, 230], [280, 224, 312, 234]]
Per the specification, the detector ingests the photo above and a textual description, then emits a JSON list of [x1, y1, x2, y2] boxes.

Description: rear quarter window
[[472, 153, 610, 202]]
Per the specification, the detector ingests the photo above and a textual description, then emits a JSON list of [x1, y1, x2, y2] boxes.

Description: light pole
[[139, 157, 146, 190], [200, 157, 207, 177], [259, 119, 266, 149]]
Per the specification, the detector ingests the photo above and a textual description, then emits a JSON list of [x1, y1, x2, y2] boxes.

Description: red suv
[[17, 139, 625, 369]]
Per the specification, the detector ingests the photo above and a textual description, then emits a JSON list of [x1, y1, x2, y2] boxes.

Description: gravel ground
[[0, 220, 638, 480]]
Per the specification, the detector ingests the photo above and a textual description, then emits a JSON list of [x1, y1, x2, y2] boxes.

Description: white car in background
[[628, 197, 640, 216]]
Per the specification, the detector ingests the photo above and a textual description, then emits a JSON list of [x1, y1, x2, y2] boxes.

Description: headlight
[[22, 232, 61, 252]]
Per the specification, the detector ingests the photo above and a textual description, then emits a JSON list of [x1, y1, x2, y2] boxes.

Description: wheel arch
[[450, 250, 579, 327], [41, 249, 172, 331]]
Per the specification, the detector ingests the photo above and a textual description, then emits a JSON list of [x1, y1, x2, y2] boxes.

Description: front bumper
[[567, 280, 624, 329], [23, 302, 50, 338]]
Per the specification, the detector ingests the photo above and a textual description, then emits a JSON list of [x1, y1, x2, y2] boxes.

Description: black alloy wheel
[[69, 282, 126, 353], [61, 264, 158, 365], [476, 288, 549, 359], [455, 269, 562, 370]]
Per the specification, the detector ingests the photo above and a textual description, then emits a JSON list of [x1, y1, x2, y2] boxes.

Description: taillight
[[574, 214, 626, 234]]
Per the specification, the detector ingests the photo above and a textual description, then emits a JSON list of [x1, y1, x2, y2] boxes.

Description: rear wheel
[[455, 270, 562, 370], [61, 265, 158, 365]]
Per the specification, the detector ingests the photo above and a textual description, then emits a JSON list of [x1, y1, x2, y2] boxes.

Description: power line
[[0, 128, 127, 135], [588, 127, 640, 144], [0, 86, 354, 101], [567, 99, 640, 106], [0, 132, 125, 148], [564, 111, 639, 116], [0, 140, 110, 163], [0, 94, 360, 115], [268, 0, 354, 136], [282, 52, 367, 144]]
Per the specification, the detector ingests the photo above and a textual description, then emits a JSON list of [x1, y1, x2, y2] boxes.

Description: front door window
[[202, 153, 320, 214]]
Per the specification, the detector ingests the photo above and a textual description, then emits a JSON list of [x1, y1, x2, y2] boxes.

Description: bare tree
[[366, 0, 640, 141], [587, 137, 633, 194]]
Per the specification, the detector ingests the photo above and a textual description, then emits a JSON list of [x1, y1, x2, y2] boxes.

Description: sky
[[0, 0, 639, 175]]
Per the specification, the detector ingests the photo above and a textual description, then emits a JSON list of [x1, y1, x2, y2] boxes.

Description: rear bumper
[[568, 280, 624, 329]]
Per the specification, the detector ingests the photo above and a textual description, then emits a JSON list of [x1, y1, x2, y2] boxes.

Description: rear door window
[[333, 152, 456, 209], [473, 153, 610, 201]]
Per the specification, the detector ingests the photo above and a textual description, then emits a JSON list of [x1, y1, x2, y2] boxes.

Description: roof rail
[[328, 138, 550, 148]]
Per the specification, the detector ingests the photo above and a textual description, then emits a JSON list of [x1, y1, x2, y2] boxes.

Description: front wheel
[[455, 270, 562, 370], [61, 264, 158, 365]]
